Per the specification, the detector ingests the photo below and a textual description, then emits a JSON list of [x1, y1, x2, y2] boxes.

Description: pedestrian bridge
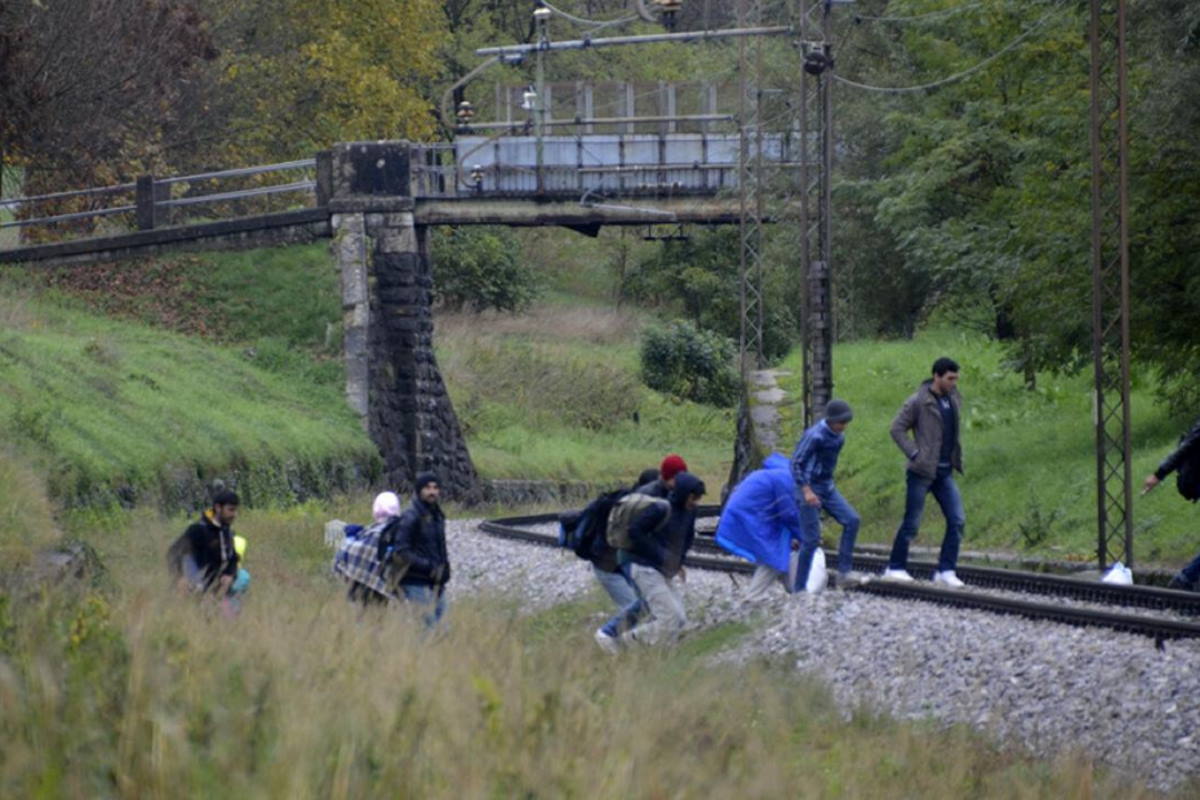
[[0, 133, 799, 266]]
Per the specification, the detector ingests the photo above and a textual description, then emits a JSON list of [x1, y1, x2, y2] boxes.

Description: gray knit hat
[[824, 399, 853, 424]]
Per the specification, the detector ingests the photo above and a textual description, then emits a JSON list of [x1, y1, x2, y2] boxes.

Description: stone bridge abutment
[[330, 142, 478, 500]]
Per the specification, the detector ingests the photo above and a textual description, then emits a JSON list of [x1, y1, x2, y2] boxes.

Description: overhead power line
[[834, 9, 1060, 94], [852, 2, 985, 23]]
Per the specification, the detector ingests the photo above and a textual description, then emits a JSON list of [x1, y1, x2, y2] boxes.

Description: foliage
[[622, 227, 797, 362], [431, 226, 541, 313], [640, 320, 739, 407]]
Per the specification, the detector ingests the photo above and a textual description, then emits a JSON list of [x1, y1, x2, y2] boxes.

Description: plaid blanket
[[331, 520, 405, 600]]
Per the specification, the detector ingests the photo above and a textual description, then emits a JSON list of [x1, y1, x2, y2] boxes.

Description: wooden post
[[624, 83, 636, 134], [135, 175, 157, 230]]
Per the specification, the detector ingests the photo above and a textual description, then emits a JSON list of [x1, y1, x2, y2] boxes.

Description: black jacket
[[1156, 418, 1200, 480], [175, 511, 239, 590], [622, 473, 704, 577], [381, 497, 449, 586]]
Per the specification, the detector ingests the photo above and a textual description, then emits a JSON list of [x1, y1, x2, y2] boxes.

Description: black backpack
[[558, 488, 630, 561], [1178, 444, 1200, 502]]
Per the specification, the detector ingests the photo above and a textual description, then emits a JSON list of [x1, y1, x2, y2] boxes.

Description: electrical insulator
[[455, 101, 475, 125]]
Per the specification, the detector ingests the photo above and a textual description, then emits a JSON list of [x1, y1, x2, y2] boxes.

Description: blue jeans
[[1179, 552, 1200, 586], [599, 564, 647, 637], [889, 466, 965, 572], [796, 482, 860, 584], [400, 583, 447, 629]]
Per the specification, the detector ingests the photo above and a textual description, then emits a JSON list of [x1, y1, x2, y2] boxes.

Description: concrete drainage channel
[[479, 510, 1200, 643]]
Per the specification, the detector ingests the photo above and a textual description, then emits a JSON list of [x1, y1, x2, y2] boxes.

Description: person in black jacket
[[168, 489, 241, 598], [381, 471, 450, 626], [1142, 418, 1200, 590], [616, 471, 706, 647]]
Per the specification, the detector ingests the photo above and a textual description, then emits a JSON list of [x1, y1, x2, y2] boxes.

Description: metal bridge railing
[[0, 159, 318, 247]]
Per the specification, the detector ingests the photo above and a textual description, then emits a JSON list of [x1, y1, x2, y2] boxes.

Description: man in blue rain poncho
[[716, 453, 808, 599]]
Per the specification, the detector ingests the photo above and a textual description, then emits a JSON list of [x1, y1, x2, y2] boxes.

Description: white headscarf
[[372, 491, 401, 523]]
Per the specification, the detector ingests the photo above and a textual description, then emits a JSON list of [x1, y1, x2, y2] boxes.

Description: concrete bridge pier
[[330, 142, 478, 499]]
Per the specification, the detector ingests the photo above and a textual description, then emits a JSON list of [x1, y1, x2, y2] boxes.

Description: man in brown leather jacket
[[883, 357, 967, 588]]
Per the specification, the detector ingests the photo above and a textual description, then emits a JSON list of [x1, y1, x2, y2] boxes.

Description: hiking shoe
[[933, 570, 965, 589], [881, 568, 914, 582], [835, 570, 871, 588], [594, 628, 621, 655], [1167, 573, 1197, 592]]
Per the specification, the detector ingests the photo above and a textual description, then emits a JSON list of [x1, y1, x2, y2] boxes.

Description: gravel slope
[[438, 520, 1200, 791]]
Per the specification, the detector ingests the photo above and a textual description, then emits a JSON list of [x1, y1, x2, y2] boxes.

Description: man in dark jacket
[[381, 471, 450, 626], [1142, 418, 1200, 590], [615, 471, 706, 647], [169, 489, 241, 597], [884, 357, 967, 588]]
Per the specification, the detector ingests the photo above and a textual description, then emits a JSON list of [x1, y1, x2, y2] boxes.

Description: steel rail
[[155, 181, 316, 208], [0, 204, 135, 229], [155, 159, 317, 185], [478, 513, 1200, 640]]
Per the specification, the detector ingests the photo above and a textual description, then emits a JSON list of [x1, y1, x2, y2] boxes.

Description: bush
[[431, 226, 540, 313], [640, 321, 740, 407]]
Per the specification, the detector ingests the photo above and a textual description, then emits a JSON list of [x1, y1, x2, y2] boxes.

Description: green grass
[[0, 496, 1167, 798], [775, 329, 1192, 567], [0, 276, 377, 511]]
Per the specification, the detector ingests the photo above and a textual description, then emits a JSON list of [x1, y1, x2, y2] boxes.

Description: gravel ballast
[[428, 520, 1199, 790]]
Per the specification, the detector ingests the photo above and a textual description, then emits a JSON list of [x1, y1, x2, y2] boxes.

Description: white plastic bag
[[1100, 560, 1134, 585], [806, 549, 829, 593], [788, 548, 829, 594]]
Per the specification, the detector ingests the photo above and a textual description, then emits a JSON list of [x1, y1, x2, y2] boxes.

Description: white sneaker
[[881, 568, 914, 582], [593, 628, 620, 655], [933, 570, 965, 589]]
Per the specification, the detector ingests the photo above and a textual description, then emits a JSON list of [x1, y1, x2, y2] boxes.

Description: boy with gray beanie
[[790, 399, 863, 589]]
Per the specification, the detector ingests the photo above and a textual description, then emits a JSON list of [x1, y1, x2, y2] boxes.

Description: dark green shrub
[[431, 226, 540, 313], [640, 321, 739, 407]]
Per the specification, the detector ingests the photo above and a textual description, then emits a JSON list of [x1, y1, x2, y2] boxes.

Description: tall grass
[[0, 498, 1160, 798]]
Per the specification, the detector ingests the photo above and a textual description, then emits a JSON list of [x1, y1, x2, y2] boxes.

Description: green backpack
[[606, 493, 670, 549]]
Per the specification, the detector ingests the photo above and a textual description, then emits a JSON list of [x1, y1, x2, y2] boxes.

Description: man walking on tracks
[[1142, 417, 1200, 591], [790, 399, 863, 590], [883, 357, 967, 588]]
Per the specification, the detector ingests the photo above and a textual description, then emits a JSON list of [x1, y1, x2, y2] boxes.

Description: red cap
[[659, 454, 688, 482]]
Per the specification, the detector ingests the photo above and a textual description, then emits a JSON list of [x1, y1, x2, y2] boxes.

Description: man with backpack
[[597, 471, 706, 650], [168, 489, 242, 600], [380, 472, 450, 627], [1142, 417, 1200, 591]]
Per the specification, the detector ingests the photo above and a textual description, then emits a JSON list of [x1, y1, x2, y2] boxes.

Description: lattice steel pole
[[737, 0, 767, 373], [798, 0, 833, 426], [1089, 0, 1133, 569]]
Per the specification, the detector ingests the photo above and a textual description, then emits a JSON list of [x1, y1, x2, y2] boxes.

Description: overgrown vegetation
[[431, 225, 541, 313], [639, 320, 739, 408]]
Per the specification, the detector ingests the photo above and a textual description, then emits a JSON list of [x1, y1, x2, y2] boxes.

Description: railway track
[[479, 512, 1200, 643]]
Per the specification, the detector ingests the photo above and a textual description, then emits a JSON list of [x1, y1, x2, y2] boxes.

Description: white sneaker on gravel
[[933, 570, 965, 589], [881, 568, 914, 582], [594, 628, 620, 655]]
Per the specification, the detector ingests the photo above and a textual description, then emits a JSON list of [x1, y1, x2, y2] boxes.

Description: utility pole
[[1089, 0, 1133, 569], [737, 0, 767, 373], [798, 0, 835, 425]]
